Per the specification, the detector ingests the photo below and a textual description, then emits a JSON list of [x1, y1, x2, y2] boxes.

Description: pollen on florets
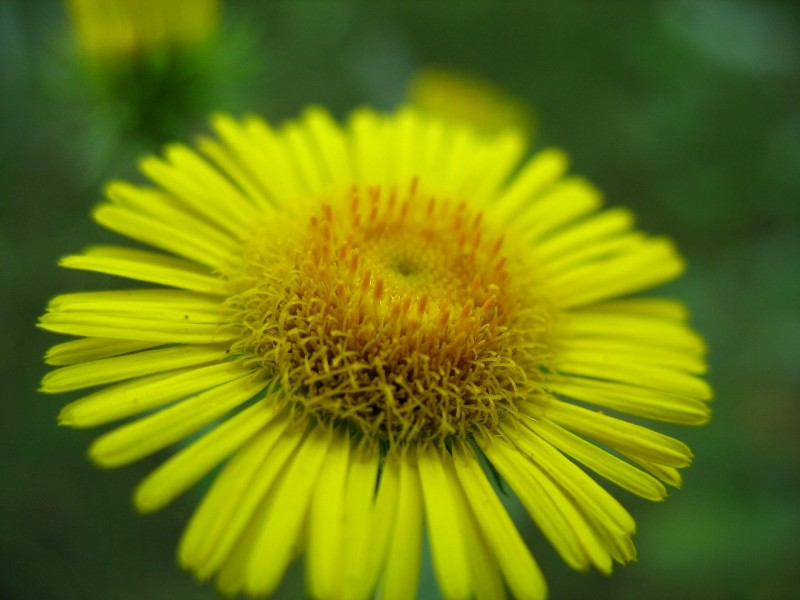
[[227, 179, 552, 445]]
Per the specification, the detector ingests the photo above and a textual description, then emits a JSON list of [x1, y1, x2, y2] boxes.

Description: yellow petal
[[518, 177, 602, 243], [94, 203, 235, 268], [533, 207, 634, 262], [179, 413, 296, 577], [58, 246, 226, 294], [59, 361, 249, 428], [89, 374, 266, 467], [525, 416, 667, 501], [140, 145, 259, 238], [557, 308, 706, 352], [134, 397, 277, 512], [41, 344, 227, 393], [340, 442, 382, 600], [481, 435, 590, 572], [362, 450, 401, 598], [503, 420, 638, 536], [623, 452, 684, 488], [45, 338, 158, 366], [303, 106, 354, 188], [555, 350, 711, 399], [196, 135, 275, 210], [494, 147, 569, 222], [547, 376, 710, 425], [306, 430, 350, 599], [38, 312, 236, 345], [418, 444, 473, 599], [282, 122, 327, 193], [241, 425, 332, 597], [556, 338, 707, 375], [378, 449, 423, 600], [552, 237, 684, 309], [528, 401, 695, 467], [454, 440, 547, 600]]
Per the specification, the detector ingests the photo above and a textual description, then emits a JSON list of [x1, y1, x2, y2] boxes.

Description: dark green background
[[2, 1, 799, 599]]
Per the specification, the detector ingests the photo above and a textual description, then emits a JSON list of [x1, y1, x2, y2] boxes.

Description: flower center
[[229, 181, 550, 444]]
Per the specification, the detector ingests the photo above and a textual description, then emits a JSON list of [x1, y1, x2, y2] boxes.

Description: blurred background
[[1, 1, 799, 598]]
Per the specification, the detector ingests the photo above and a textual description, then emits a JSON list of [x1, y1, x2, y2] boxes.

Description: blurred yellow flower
[[40, 107, 710, 599], [66, 0, 219, 64], [408, 67, 535, 137]]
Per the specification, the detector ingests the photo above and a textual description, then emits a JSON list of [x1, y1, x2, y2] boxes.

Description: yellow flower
[[408, 67, 535, 137], [39, 107, 711, 599], [66, 0, 220, 64]]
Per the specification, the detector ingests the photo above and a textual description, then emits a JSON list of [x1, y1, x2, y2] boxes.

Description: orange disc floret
[[228, 179, 553, 445]]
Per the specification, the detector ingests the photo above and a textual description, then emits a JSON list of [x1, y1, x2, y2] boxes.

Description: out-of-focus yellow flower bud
[[66, 0, 219, 65], [407, 67, 535, 138]]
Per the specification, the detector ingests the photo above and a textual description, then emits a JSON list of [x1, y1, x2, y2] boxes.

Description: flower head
[[40, 107, 711, 599]]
